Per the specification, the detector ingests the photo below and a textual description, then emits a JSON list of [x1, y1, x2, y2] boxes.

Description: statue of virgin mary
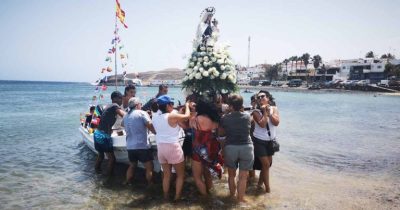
[[193, 7, 217, 49]]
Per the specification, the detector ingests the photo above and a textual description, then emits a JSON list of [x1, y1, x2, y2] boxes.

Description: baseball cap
[[157, 95, 174, 105]]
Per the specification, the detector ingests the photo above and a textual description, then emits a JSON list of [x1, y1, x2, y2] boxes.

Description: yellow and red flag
[[116, 0, 128, 28]]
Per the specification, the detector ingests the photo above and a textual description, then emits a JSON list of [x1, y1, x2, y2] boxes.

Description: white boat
[[124, 77, 142, 86], [78, 126, 185, 172]]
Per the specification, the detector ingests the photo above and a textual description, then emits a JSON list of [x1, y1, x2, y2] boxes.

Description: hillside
[[125, 68, 185, 84]]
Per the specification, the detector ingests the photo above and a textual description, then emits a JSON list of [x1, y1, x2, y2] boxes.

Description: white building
[[332, 58, 400, 83]]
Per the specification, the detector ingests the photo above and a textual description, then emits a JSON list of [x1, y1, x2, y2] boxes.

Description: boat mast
[[114, 13, 118, 90], [247, 36, 251, 68]]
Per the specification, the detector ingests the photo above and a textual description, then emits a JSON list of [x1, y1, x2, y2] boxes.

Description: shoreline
[[238, 85, 400, 96]]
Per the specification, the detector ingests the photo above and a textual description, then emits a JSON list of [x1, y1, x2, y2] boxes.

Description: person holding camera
[[252, 90, 280, 193]]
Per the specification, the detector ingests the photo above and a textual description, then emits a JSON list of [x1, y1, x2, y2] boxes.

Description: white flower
[[220, 73, 227, 80], [200, 46, 206, 51], [200, 52, 206, 56], [203, 56, 209, 62], [213, 70, 220, 77], [210, 75, 215, 79], [193, 66, 199, 71], [189, 62, 194, 67], [221, 65, 226, 71], [192, 57, 197, 61], [228, 74, 234, 82], [189, 74, 194, 80], [225, 65, 230, 71], [207, 47, 213, 51], [198, 57, 203, 62], [202, 71, 209, 77], [217, 59, 224, 64], [196, 62, 202, 67], [211, 57, 217, 62], [195, 73, 202, 79], [202, 62, 208, 67], [199, 67, 204, 73]]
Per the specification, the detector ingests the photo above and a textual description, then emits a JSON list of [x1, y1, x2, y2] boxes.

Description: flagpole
[[114, 12, 118, 91]]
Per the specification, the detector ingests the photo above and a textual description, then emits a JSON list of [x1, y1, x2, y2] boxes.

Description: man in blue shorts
[[94, 91, 125, 176]]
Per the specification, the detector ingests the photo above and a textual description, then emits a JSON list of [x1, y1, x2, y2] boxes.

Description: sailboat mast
[[114, 13, 118, 90]]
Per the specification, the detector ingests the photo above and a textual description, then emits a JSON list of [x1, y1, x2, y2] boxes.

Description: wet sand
[[80, 156, 400, 210]]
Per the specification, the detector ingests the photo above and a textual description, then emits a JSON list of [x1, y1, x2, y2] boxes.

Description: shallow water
[[0, 80, 399, 209]]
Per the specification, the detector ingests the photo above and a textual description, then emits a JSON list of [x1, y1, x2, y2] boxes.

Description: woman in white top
[[252, 90, 280, 193], [152, 95, 191, 201]]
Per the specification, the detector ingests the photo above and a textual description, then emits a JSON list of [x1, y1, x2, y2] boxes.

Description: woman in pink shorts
[[152, 95, 191, 201]]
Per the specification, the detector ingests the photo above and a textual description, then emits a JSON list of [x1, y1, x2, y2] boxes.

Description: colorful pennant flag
[[116, 0, 128, 28]]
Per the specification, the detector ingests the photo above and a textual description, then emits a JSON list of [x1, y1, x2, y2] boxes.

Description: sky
[[0, 0, 399, 82]]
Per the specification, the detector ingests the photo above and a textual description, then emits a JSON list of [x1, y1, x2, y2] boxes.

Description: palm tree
[[283, 59, 289, 78], [289, 56, 296, 78], [293, 56, 298, 78], [302, 53, 310, 85], [312, 55, 322, 82], [365, 51, 375, 58]]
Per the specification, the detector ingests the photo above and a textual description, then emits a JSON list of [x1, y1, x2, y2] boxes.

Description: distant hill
[[126, 68, 185, 84], [104, 68, 185, 85]]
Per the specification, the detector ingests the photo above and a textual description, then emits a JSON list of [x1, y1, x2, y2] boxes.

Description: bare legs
[[125, 161, 154, 185], [228, 168, 249, 203], [192, 160, 213, 195], [95, 152, 115, 176], [161, 161, 185, 201], [258, 156, 272, 193]]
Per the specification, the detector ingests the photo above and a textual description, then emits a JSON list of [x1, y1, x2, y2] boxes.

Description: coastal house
[[333, 58, 400, 83]]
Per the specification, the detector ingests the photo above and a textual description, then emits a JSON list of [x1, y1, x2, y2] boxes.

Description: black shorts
[[253, 137, 275, 157], [182, 137, 192, 157], [128, 149, 154, 163]]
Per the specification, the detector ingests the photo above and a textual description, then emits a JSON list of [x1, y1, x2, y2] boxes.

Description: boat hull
[[78, 126, 162, 172]]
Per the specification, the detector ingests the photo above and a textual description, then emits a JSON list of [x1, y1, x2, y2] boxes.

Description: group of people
[[89, 84, 280, 204]]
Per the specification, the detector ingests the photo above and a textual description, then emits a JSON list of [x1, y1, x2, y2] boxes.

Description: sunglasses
[[257, 95, 266, 100]]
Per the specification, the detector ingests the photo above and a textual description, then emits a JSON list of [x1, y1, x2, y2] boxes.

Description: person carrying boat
[[122, 84, 136, 111], [94, 91, 125, 176], [111, 85, 136, 136], [142, 85, 169, 117], [218, 94, 254, 204], [188, 98, 222, 196], [252, 90, 280, 193], [152, 95, 191, 202], [122, 97, 156, 186]]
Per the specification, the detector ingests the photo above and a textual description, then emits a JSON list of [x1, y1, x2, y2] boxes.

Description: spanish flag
[[116, 0, 128, 28]]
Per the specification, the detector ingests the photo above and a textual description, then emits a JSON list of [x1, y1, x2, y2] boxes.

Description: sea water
[[0, 80, 399, 209]]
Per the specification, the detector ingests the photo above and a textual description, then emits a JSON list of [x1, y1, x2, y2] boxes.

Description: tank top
[[152, 112, 180, 144], [252, 108, 277, 141]]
